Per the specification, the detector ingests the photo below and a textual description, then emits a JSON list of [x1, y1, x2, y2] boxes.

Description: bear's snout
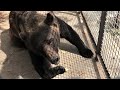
[[50, 56, 60, 65]]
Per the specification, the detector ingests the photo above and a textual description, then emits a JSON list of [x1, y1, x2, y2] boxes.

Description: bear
[[9, 11, 93, 79]]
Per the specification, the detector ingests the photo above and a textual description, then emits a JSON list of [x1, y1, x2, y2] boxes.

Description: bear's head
[[20, 12, 60, 65]]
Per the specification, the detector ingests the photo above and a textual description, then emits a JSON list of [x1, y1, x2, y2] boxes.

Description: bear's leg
[[28, 51, 65, 79], [57, 18, 93, 58]]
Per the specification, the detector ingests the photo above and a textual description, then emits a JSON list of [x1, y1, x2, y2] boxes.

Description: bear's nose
[[51, 56, 60, 65]]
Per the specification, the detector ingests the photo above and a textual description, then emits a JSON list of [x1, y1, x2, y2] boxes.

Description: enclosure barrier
[[81, 11, 120, 79]]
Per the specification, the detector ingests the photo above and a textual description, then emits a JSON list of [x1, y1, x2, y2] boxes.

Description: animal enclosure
[[0, 11, 119, 79]]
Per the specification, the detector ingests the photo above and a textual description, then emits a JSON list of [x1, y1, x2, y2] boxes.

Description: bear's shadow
[[0, 30, 79, 79]]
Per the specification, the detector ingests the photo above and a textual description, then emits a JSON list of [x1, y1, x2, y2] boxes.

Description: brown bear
[[9, 11, 93, 79]]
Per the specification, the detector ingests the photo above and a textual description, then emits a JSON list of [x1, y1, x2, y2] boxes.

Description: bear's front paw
[[41, 66, 66, 79], [54, 66, 66, 74], [79, 48, 93, 58], [49, 66, 66, 78]]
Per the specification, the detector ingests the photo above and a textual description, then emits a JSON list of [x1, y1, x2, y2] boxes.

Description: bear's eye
[[46, 38, 54, 45], [53, 23, 58, 27]]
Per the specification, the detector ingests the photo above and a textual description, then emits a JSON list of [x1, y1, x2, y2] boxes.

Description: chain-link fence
[[82, 11, 120, 79], [82, 11, 102, 45]]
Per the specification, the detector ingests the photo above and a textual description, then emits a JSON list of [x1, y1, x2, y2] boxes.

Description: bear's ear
[[19, 32, 27, 41], [44, 13, 54, 25]]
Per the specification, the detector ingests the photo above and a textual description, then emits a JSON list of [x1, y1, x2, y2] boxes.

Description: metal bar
[[76, 12, 89, 46], [96, 11, 107, 54], [77, 12, 101, 79], [96, 11, 111, 79], [80, 11, 98, 61], [80, 11, 97, 50]]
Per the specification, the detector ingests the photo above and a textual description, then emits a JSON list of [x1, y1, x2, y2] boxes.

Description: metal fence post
[[96, 11, 107, 55], [96, 11, 111, 79], [76, 11, 89, 46], [79, 11, 101, 79]]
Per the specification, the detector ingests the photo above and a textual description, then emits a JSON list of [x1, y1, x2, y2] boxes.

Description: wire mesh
[[82, 11, 102, 45], [101, 11, 120, 79]]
